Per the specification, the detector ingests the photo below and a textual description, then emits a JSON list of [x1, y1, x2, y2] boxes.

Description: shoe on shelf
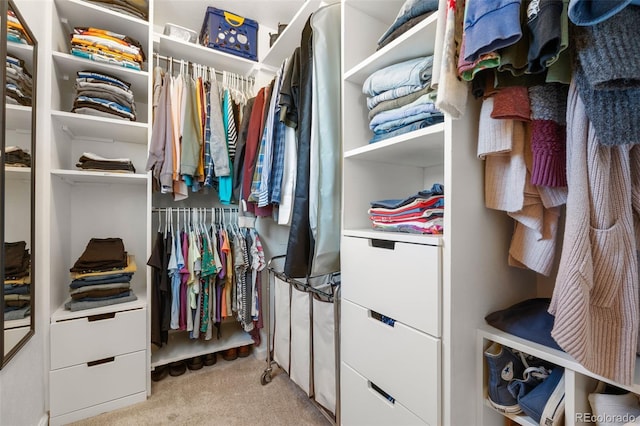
[[518, 367, 565, 426], [168, 361, 187, 377], [589, 386, 640, 426], [484, 342, 526, 414], [508, 365, 551, 401], [187, 356, 204, 370], [238, 345, 252, 358], [223, 347, 238, 361], [151, 364, 169, 382], [203, 352, 217, 366]]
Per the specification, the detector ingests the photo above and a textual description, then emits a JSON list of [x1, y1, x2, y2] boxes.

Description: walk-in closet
[[2, 0, 640, 425]]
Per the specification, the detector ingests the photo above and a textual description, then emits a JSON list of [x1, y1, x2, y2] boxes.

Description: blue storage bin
[[200, 7, 259, 61]]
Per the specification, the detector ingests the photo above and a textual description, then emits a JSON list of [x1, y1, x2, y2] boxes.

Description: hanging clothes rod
[[151, 207, 239, 213], [152, 52, 255, 82]]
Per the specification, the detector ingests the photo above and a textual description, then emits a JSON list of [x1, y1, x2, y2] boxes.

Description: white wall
[[0, 1, 50, 425]]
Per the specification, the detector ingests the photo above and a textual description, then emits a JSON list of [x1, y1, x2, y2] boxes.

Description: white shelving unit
[[6, 104, 32, 132], [476, 326, 631, 426], [340, 1, 536, 425], [46, 1, 152, 423]]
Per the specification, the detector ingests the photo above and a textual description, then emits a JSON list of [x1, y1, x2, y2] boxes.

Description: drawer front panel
[[341, 236, 441, 336], [341, 300, 440, 425], [341, 362, 427, 426], [50, 350, 146, 416], [51, 308, 146, 370]]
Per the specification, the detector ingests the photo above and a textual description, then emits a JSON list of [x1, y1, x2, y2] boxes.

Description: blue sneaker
[[508, 366, 551, 401], [484, 342, 526, 413], [519, 367, 565, 425]]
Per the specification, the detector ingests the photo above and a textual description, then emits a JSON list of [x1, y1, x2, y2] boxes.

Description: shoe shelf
[[483, 399, 537, 426], [478, 325, 640, 394], [150, 321, 254, 368]]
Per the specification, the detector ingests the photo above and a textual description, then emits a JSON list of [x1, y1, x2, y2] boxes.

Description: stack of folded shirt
[[4, 241, 31, 320], [7, 9, 31, 45], [376, 0, 438, 51], [5, 146, 31, 167], [362, 56, 444, 144], [70, 27, 145, 71], [65, 238, 137, 312], [6, 54, 33, 106], [368, 183, 445, 234], [83, 0, 149, 20], [71, 71, 136, 121], [76, 152, 136, 173]]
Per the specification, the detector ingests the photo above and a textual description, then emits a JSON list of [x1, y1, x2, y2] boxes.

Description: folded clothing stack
[[65, 237, 137, 312], [7, 9, 31, 45], [70, 27, 145, 71], [71, 71, 136, 121], [76, 152, 136, 173], [5, 146, 31, 167], [376, 0, 438, 51], [83, 0, 149, 20], [4, 241, 31, 321], [6, 54, 32, 106], [369, 183, 444, 234], [362, 56, 444, 144]]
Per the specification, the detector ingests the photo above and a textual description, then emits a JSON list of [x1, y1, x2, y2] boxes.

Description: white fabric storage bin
[[312, 292, 337, 415], [289, 282, 312, 395], [273, 276, 291, 373]]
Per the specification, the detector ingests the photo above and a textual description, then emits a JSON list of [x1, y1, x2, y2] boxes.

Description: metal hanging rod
[[152, 207, 239, 213], [152, 52, 254, 82]]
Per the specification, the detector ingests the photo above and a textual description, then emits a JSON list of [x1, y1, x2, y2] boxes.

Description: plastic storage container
[[199, 7, 258, 61]]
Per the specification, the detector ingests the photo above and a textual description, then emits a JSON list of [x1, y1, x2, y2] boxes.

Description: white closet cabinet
[[47, 0, 152, 423], [340, 1, 536, 425]]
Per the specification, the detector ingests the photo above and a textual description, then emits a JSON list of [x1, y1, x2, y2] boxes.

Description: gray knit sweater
[[549, 81, 639, 385]]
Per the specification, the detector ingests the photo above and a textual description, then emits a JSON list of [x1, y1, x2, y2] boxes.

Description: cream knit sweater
[[549, 81, 639, 385]]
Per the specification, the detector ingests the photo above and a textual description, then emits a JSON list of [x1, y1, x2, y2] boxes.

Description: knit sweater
[[549, 81, 639, 385]]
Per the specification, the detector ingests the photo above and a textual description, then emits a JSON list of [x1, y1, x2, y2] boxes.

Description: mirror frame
[[0, 0, 37, 368]]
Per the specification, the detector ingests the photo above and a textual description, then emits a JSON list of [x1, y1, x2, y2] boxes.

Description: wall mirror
[[0, 0, 36, 368]]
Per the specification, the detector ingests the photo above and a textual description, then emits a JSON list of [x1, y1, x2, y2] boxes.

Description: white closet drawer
[[341, 299, 440, 425], [341, 362, 427, 426], [341, 236, 441, 336], [49, 350, 146, 417], [50, 307, 146, 370]]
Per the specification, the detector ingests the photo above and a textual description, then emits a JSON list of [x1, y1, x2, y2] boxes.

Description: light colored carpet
[[70, 355, 332, 426]]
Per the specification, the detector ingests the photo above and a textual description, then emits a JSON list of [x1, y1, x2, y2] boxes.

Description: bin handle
[[224, 11, 245, 27]]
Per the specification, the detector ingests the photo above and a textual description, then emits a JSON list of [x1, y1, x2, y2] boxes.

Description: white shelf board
[[54, 0, 150, 48], [51, 292, 147, 323], [261, 0, 322, 69], [6, 104, 33, 132], [52, 51, 149, 101], [151, 321, 254, 367], [478, 325, 640, 394], [344, 12, 439, 85], [156, 34, 257, 77], [51, 169, 148, 185], [51, 110, 148, 144], [344, 123, 445, 168], [483, 399, 536, 426], [7, 41, 34, 70], [5, 167, 32, 181], [4, 317, 31, 330], [342, 228, 443, 246]]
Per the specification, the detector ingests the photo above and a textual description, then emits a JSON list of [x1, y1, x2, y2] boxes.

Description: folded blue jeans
[[369, 115, 444, 143], [377, 0, 439, 45], [362, 56, 433, 97]]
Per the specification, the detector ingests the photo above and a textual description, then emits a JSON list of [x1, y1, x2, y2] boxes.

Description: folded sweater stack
[[70, 27, 145, 71], [4, 241, 31, 321], [362, 56, 444, 144], [65, 238, 137, 312], [6, 54, 32, 106], [72, 71, 136, 121], [76, 152, 136, 173], [369, 183, 445, 234]]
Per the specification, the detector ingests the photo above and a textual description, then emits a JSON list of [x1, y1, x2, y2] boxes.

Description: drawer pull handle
[[88, 312, 116, 322], [87, 357, 115, 367], [370, 381, 395, 404], [370, 239, 395, 250], [370, 310, 395, 327]]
